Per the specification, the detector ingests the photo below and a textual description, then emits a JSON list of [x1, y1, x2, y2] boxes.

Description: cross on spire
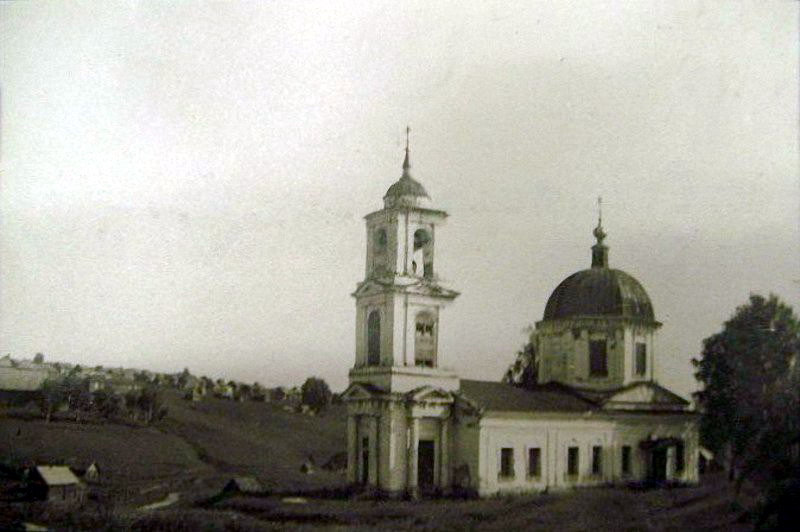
[[592, 195, 608, 267], [402, 126, 411, 174], [597, 196, 603, 225]]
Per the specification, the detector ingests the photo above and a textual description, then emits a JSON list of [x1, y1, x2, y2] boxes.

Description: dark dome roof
[[543, 267, 655, 321], [384, 175, 429, 200]]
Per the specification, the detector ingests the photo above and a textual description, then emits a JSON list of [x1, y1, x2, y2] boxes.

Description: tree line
[[37, 375, 166, 425]]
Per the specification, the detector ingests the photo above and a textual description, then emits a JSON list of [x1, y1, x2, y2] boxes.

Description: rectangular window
[[675, 441, 685, 472], [635, 343, 647, 376], [567, 446, 579, 476], [592, 446, 602, 475], [621, 446, 632, 475], [528, 448, 541, 477], [589, 340, 608, 377], [500, 448, 515, 478]]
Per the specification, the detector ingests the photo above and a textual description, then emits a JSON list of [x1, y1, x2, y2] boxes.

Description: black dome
[[543, 267, 655, 321]]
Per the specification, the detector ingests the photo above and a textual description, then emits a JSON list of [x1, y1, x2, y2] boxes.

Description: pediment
[[406, 385, 455, 404], [352, 280, 391, 298], [341, 382, 386, 401], [602, 382, 689, 411]]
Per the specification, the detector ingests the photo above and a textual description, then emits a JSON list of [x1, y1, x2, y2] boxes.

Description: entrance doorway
[[651, 448, 668, 483], [418, 440, 436, 491]]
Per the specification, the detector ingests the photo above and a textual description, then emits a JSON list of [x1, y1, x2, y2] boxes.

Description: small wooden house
[[29, 466, 87, 506], [222, 476, 264, 495]]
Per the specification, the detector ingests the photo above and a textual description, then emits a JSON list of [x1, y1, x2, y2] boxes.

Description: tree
[[693, 294, 800, 499], [502, 328, 539, 388], [177, 367, 192, 388], [92, 387, 122, 419], [38, 378, 67, 422], [251, 382, 266, 402], [301, 377, 332, 413], [64, 377, 92, 422], [136, 386, 165, 425], [271, 387, 286, 402], [33, 352, 44, 364]]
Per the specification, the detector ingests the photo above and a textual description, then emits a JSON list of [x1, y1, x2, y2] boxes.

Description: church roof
[[458, 380, 597, 413], [543, 267, 655, 321], [542, 220, 656, 322], [384, 175, 429, 201], [571, 381, 690, 409]]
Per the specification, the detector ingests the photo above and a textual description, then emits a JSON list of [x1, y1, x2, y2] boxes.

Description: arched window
[[373, 228, 387, 254], [414, 312, 436, 367], [367, 310, 381, 366], [413, 228, 433, 278]]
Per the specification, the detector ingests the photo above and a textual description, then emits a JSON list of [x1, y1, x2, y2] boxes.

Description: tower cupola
[[383, 128, 430, 209]]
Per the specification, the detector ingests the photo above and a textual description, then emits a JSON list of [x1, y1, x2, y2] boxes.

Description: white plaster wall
[[623, 326, 657, 384], [537, 320, 660, 390], [473, 413, 699, 496], [354, 293, 396, 367], [452, 421, 481, 492], [364, 211, 400, 278]]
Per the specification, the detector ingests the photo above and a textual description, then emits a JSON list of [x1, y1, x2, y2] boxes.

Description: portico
[[342, 384, 456, 497]]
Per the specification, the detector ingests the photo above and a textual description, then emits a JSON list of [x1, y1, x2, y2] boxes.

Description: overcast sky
[[1, 1, 797, 397]]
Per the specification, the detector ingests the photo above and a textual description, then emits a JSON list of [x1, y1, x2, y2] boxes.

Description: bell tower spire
[[402, 126, 411, 175]]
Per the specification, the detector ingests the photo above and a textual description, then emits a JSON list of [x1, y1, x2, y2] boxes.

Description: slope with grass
[[0, 390, 347, 501], [161, 391, 347, 492]]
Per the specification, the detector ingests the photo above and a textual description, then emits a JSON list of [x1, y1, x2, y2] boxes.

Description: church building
[[342, 135, 699, 497]]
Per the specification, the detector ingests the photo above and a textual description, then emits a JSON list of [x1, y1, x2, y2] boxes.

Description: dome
[[384, 174, 429, 200], [543, 267, 655, 321], [383, 133, 430, 208], [542, 220, 655, 322]]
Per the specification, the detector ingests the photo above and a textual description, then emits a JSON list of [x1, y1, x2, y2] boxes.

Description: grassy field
[[0, 391, 347, 507], [130, 472, 756, 531], [0, 393, 761, 530]]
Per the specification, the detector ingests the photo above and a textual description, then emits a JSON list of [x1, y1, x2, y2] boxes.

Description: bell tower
[[350, 129, 460, 393]]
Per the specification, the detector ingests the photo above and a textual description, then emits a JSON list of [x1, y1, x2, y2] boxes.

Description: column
[[407, 416, 419, 498], [369, 415, 379, 487], [439, 417, 450, 492], [347, 414, 358, 484], [666, 446, 675, 482]]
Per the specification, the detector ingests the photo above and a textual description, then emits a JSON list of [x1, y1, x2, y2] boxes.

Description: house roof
[[35, 466, 81, 486], [458, 380, 597, 413], [226, 476, 263, 493]]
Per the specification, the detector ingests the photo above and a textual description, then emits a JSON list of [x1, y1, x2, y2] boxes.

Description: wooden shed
[[29, 466, 87, 506]]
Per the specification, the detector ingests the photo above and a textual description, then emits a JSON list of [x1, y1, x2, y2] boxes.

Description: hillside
[[1, 395, 766, 531], [0, 391, 347, 504]]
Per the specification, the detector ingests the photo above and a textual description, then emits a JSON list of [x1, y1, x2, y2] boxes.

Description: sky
[[1, 1, 797, 397]]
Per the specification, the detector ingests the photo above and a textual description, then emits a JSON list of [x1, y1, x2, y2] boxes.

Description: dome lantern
[[591, 197, 609, 268]]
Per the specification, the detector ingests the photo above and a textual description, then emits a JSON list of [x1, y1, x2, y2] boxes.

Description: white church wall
[[355, 293, 396, 367], [470, 413, 699, 496], [452, 421, 481, 493]]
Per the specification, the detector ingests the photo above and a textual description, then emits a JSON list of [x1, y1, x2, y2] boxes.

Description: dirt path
[[138, 492, 180, 511]]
